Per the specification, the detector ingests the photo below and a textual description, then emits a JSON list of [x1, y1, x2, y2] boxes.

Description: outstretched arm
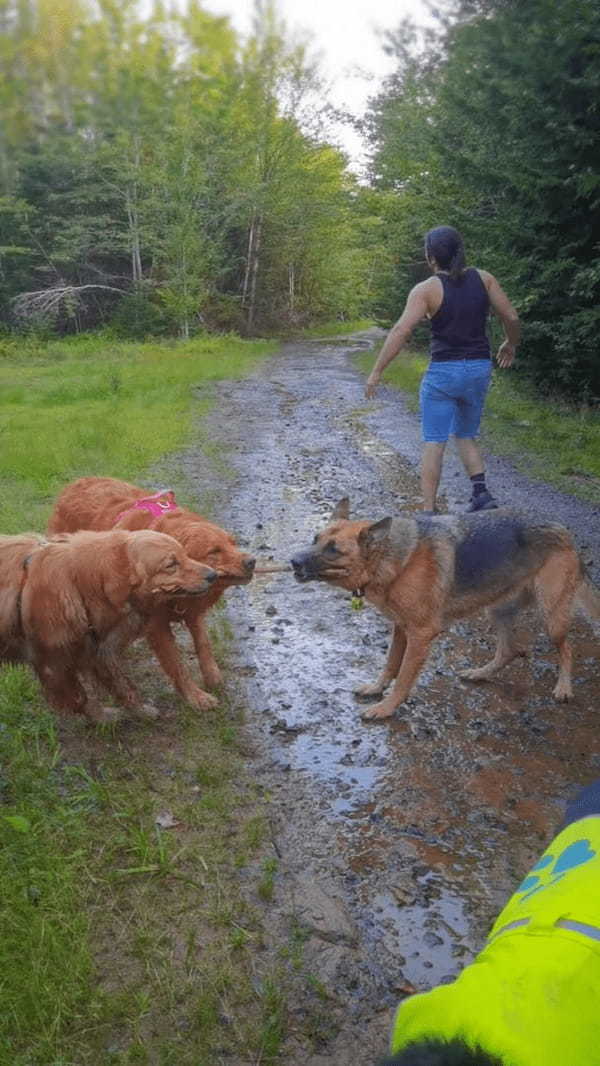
[[483, 272, 521, 368], [366, 284, 430, 398]]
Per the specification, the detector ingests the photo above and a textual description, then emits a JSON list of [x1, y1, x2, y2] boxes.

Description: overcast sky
[[203, 0, 432, 169]]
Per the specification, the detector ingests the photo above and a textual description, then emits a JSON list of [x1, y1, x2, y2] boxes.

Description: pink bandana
[[114, 489, 178, 526]]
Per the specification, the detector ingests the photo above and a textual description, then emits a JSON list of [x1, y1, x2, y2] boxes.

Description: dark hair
[[425, 226, 467, 281], [377, 1038, 504, 1066]]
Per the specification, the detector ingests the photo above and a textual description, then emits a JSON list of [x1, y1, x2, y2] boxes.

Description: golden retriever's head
[[159, 515, 256, 588], [290, 498, 391, 592], [126, 531, 217, 601]]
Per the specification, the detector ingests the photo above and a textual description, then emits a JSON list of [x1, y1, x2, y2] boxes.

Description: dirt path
[[183, 332, 600, 1064]]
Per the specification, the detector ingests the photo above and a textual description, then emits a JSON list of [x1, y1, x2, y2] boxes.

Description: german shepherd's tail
[[577, 574, 600, 621]]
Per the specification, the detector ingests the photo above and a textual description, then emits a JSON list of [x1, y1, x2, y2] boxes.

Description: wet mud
[[180, 332, 600, 1064]]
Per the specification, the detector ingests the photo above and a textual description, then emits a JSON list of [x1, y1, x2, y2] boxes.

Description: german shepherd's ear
[[358, 516, 392, 551], [331, 497, 350, 521]]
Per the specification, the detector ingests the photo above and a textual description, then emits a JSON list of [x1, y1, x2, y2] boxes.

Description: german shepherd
[[291, 500, 600, 720]]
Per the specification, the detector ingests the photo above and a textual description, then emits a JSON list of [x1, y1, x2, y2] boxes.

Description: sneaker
[[466, 490, 499, 513]]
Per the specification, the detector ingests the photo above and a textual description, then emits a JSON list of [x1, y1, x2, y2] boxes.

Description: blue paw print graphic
[[517, 839, 597, 903]]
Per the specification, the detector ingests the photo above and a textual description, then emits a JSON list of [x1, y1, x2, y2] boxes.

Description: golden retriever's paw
[[553, 681, 572, 702], [202, 665, 223, 689], [86, 705, 123, 725], [135, 702, 161, 720], [188, 687, 219, 711], [360, 701, 396, 721], [354, 680, 385, 700]]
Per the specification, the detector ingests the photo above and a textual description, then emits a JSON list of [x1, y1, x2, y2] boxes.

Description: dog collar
[[114, 489, 178, 526]]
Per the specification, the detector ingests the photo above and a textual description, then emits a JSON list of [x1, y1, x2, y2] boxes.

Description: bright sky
[[203, 0, 432, 169]]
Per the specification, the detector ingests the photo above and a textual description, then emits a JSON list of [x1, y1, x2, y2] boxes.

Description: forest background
[[1, 0, 599, 398]]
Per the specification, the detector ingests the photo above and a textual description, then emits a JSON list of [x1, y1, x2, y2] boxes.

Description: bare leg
[[145, 614, 218, 710], [361, 627, 439, 720], [186, 611, 222, 689], [455, 436, 486, 478], [421, 442, 446, 512], [460, 596, 528, 682], [355, 624, 407, 698]]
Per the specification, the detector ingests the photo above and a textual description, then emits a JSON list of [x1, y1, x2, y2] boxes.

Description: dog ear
[[358, 516, 392, 551], [331, 497, 350, 521]]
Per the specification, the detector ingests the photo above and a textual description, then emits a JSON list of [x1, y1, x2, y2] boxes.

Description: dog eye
[[324, 541, 339, 555], [166, 558, 179, 570]]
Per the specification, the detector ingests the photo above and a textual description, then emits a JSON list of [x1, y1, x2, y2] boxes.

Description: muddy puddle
[[177, 331, 600, 1063]]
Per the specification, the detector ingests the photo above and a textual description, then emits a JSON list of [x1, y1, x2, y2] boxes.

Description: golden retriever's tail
[[577, 575, 600, 621]]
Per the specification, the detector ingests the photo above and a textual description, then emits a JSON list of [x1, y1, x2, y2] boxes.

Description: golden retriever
[[0, 529, 216, 723], [48, 476, 255, 709]]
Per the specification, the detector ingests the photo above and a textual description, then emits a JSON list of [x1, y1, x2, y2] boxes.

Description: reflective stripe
[[488, 918, 530, 942], [489, 916, 600, 944], [556, 919, 600, 941]]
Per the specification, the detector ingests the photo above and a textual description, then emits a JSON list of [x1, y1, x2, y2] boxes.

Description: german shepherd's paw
[[360, 701, 396, 721], [553, 681, 573, 702], [354, 681, 386, 701], [459, 666, 492, 682]]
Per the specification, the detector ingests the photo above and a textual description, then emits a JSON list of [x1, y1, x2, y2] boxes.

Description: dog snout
[[188, 564, 218, 592], [243, 556, 256, 575], [290, 551, 313, 582]]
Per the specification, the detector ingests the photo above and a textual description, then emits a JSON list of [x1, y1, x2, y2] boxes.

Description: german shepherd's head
[[290, 498, 392, 592]]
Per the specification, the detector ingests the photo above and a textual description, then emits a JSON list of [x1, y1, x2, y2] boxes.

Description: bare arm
[[481, 271, 521, 368], [366, 284, 430, 398]]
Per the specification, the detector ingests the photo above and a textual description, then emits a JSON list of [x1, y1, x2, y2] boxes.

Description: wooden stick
[[253, 564, 292, 574]]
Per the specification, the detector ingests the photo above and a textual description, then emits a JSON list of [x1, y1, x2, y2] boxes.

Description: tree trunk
[[126, 138, 143, 284], [242, 213, 256, 308], [246, 213, 262, 332]]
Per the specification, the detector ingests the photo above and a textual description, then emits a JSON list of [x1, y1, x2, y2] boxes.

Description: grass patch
[[0, 331, 276, 532], [0, 667, 93, 1065], [257, 857, 279, 902], [0, 659, 292, 1064], [358, 349, 600, 500]]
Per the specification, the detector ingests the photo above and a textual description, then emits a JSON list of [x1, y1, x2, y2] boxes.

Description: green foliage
[[365, 0, 600, 397], [0, 0, 370, 336]]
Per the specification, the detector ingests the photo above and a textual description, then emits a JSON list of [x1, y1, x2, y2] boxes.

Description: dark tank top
[[429, 267, 491, 362]]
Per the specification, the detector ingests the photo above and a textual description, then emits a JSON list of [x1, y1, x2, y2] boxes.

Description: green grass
[[0, 668, 93, 1065], [0, 658, 293, 1064], [358, 350, 600, 500], [0, 331, 276, 532]]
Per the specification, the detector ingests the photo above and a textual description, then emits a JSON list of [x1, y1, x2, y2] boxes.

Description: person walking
[[365, 226, 520, 514]]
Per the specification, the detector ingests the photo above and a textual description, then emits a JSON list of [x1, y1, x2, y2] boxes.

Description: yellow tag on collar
[[350, 593, 364, 611]]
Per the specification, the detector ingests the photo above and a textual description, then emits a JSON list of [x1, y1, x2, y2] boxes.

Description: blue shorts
[[419, 359, 492, 443]]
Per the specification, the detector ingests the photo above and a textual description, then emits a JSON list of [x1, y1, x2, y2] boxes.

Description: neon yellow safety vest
[[391, 816, 600, 1065]]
